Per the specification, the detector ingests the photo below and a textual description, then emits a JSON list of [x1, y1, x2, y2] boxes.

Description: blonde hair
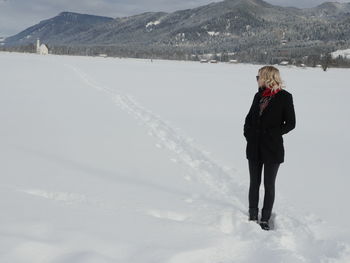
[[258, 66, 286, 92]]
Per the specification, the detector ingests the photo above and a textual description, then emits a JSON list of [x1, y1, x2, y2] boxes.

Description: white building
[[229, 59, 238, 63], [36, 39, 48, 55]]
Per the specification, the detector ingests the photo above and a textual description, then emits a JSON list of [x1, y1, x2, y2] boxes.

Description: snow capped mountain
[[4, 12, 113, 45], [303, 1, 350, 17], [3, 0, 350, 55]]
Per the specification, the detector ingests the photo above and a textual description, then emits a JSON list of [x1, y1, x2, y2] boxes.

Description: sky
[[0, 0, 349, 37]]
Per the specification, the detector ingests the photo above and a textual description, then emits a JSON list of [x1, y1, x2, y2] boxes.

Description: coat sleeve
[[281, 93, 296, 135], [244, 93, 258, 137]]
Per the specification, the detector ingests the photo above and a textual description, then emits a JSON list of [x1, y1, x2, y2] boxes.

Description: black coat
[[244, 87, 296, 163]]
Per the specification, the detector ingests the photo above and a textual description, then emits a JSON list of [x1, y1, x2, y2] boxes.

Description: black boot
[[260, 208, 272, 230], [261, 208, 271, 222], [248, 208, 258, 222], [259, 221, 270, 231]]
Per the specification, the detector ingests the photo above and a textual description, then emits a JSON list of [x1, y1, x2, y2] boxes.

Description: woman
[[243, 66, 296, 231]]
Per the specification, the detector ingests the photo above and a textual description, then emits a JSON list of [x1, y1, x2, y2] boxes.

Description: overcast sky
[[0, 0, 349, 36]]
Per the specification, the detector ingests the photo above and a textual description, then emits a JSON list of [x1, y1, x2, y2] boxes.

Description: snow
[[0, 51, 349, 262], [146, 20, 160, 28], [145, 20, 160, 32], [331, 48, 350, 60], [207, 31, 220, 36]]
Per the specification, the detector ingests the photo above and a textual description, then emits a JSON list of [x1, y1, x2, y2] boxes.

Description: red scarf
[[262, 86, 281, 97]]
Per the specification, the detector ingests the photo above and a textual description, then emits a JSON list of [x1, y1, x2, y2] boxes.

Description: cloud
[[1, 0, 349, 36]]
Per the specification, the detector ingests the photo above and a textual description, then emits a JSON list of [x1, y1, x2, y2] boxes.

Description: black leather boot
[[260, 208, 272, 230], [259, 221, 270, 230], [248, 208, 258, 221]]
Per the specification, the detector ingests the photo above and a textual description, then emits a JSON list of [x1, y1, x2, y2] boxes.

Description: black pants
[[248, 159, 280, 221]]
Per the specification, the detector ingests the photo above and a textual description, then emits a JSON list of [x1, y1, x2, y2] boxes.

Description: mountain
[[3, 0, 350, 59], [4, 12, 113, 46], [304, 1, 350, 17]]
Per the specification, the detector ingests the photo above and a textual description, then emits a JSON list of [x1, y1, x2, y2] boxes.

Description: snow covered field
[[0, 51, 349, 262]]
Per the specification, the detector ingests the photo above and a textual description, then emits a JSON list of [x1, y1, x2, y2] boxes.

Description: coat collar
[[258, 87, 284, 117], [258, 85, 266, 93]]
